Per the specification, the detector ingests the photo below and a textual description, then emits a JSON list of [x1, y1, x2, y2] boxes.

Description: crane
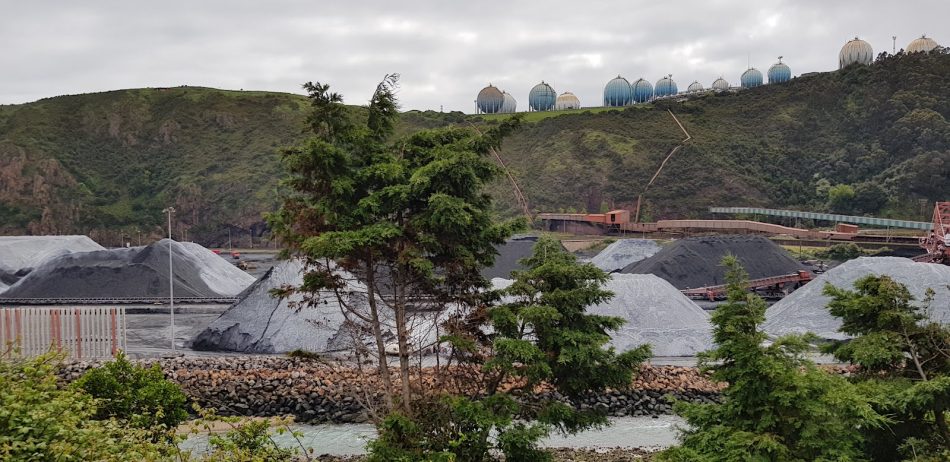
[[917, 202, 950, 264]]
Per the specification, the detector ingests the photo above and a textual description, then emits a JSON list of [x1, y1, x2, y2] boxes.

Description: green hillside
[[1, 51, 948, 245]]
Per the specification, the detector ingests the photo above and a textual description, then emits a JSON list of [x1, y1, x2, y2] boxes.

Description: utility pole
[[162, 207, 176, 352], [893, 36, 897, 54]]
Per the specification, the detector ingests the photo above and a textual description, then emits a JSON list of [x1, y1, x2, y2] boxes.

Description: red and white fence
[[0, 307, 127, 359]]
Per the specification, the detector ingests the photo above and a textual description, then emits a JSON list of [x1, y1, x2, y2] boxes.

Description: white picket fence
[[0, 307, 127, 359]]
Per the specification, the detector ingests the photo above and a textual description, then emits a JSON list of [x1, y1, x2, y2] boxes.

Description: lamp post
[[162, 207, 176, 352]]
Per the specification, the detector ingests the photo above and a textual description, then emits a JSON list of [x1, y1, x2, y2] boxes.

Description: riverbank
[[313, 447, 657, 461], [61, 356, 723, 424]]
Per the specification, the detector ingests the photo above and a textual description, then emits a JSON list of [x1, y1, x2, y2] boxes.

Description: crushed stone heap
[[192, 259, 449, 354], [0, 235, 105, 293], [493, 273, 713, 357], [622, 235, 807, 289], [763, 257, 950, 340], [2, 239, 254, 299], [589, 239, 661, 273]]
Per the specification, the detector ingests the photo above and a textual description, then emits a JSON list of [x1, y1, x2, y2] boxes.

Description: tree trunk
[[365, 258, 395, 412], [395, 266, 413, 415]]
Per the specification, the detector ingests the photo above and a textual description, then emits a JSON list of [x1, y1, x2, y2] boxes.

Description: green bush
[[204, 419, 298, 462], [74, 352, 189, 436], [0, 353, 169, 461], [822, 242, 865, 261]]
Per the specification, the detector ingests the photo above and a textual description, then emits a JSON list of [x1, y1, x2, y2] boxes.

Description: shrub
[[75, 352, 189, 436], [0, 352, 168, 461]]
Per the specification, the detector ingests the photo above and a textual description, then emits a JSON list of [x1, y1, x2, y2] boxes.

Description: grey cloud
[[1, 0, 946, 112]]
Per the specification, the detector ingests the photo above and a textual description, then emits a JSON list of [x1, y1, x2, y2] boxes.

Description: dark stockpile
[[2, 239, 254, 299], [622, 235, 807, 289], [480, 236, 546, 280]]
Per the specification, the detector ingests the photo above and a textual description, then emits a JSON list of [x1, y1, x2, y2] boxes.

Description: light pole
[[162, 207, 176, 352]]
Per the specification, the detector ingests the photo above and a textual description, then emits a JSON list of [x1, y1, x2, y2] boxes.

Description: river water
[[182, 415, 685, 456]]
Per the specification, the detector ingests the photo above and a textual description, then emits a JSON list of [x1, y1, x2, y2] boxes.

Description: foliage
[[268, 75, 522, 413], [203, 419, 298, 462], [823, 276, 950, 460], [821, 242, 865, 261], [75, 352, 189, 437], [489, 236, 651, 401], [369, 237, 649, 461], [367, 395, 548, 462], [0, 352, 169, 461], [658, 256, 882, 462]]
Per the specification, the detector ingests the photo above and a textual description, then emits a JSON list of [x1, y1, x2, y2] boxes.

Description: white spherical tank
[[501, 91, 517, 113], [907, 35, 939, 54], [839, 37, 874, 69], [711, 77, 730, 90], [555, 92, 580, 110], [687, 81, 703, 92]]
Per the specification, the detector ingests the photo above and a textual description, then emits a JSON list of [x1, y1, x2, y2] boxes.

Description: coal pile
[[622, 235, 807, 289], [480, 236, 541, 280], [763, 257, 950, 340], [590, 239, 661, 273], [2, 239, 254, 299], [0, 236, 105, 293]]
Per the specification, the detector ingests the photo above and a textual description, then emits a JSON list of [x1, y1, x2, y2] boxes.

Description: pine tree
[[659, 255, 881, 462]]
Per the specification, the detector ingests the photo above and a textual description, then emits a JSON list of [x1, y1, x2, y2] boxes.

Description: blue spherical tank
[[603, 76, 633, 107], [768, 59, 791, 83], [631, 78, 653, 103], [740, 68, 763, 88], [528, 81, 556, 111], [655, 76, 677, 97], [476, 85, 505, 114]]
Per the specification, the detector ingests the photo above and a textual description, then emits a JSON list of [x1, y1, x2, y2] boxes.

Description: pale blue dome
[[768, 58, 791, 83], [604, 76, 633, 107], [476, 85, 504, 113], [528, 82, 556, 111], [631, 78, 653, 103], [655, 76, 677, 97], [740, 68, 763, 88]]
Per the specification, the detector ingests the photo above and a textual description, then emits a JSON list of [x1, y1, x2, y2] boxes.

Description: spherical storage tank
[[603, 76, 633, 107], [839, 37, 873, 69], [528, 81, 556, 111], [477, 85, 504, 114], [501, 92, 517, 113], [687, 81, 703, 92], [655, 76, 677, 97], [768, 58, 791, 84], [711, 77, 730, 90], [907, 35, 939, 54], [740, 68, 763, 88], [631, 78, 653, 103], [555, 92, 580, 110]]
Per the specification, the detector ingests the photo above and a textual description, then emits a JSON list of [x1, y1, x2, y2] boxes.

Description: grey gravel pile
[[763, 257, 950, 340], [191, 259, 355, 353], [590, 239, 661, 273], [493, 274, 713, 357], [2, 239, 254, 298], [192, 260, 450, 354], [0, 235, 105, 293], [623, 235, 807, 289]]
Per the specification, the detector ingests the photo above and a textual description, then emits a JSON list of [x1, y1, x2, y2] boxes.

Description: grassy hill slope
[[1, 51, 948, 245]]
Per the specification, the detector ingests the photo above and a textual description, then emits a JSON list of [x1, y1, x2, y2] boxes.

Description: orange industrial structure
[[681, 270, 814, 301], [538, 211, 858, 240], [917, 202, 950, 264]]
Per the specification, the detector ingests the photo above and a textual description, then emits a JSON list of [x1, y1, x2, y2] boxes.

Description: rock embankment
[[60, 356, 724, 424]]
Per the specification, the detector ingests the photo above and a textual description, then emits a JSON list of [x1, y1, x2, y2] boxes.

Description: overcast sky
[[2, 1, 945, 112]]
